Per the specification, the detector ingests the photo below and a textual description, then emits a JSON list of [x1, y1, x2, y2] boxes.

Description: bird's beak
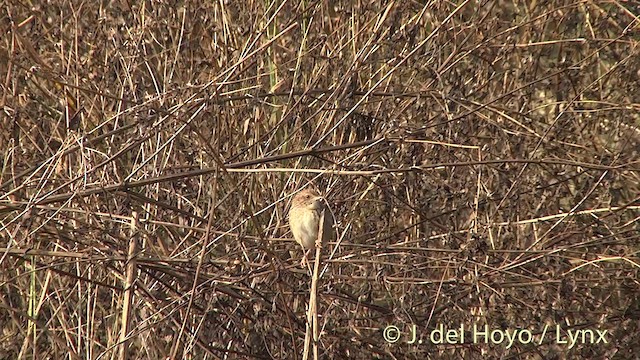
[[310, 196, 324, 209]]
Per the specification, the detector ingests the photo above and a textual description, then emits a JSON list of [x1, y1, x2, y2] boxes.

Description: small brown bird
[[288, 188, 334, 251]]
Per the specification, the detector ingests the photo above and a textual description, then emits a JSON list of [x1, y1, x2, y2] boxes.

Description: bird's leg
[[300, 249, 312, 273]]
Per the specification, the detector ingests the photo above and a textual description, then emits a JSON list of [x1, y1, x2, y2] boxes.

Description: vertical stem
[[118, 211, 139, 360]]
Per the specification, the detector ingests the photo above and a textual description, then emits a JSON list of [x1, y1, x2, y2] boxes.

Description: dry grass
[[1, 1, 640, 359]]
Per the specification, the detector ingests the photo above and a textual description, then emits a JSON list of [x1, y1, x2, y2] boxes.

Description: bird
[[288, 188, 334, 253]]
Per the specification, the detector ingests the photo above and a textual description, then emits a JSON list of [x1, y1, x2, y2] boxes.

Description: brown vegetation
[[1, 1, 639, 359]]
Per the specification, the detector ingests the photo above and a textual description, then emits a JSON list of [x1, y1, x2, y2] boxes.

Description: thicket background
[[1, 1, 639, 359]]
